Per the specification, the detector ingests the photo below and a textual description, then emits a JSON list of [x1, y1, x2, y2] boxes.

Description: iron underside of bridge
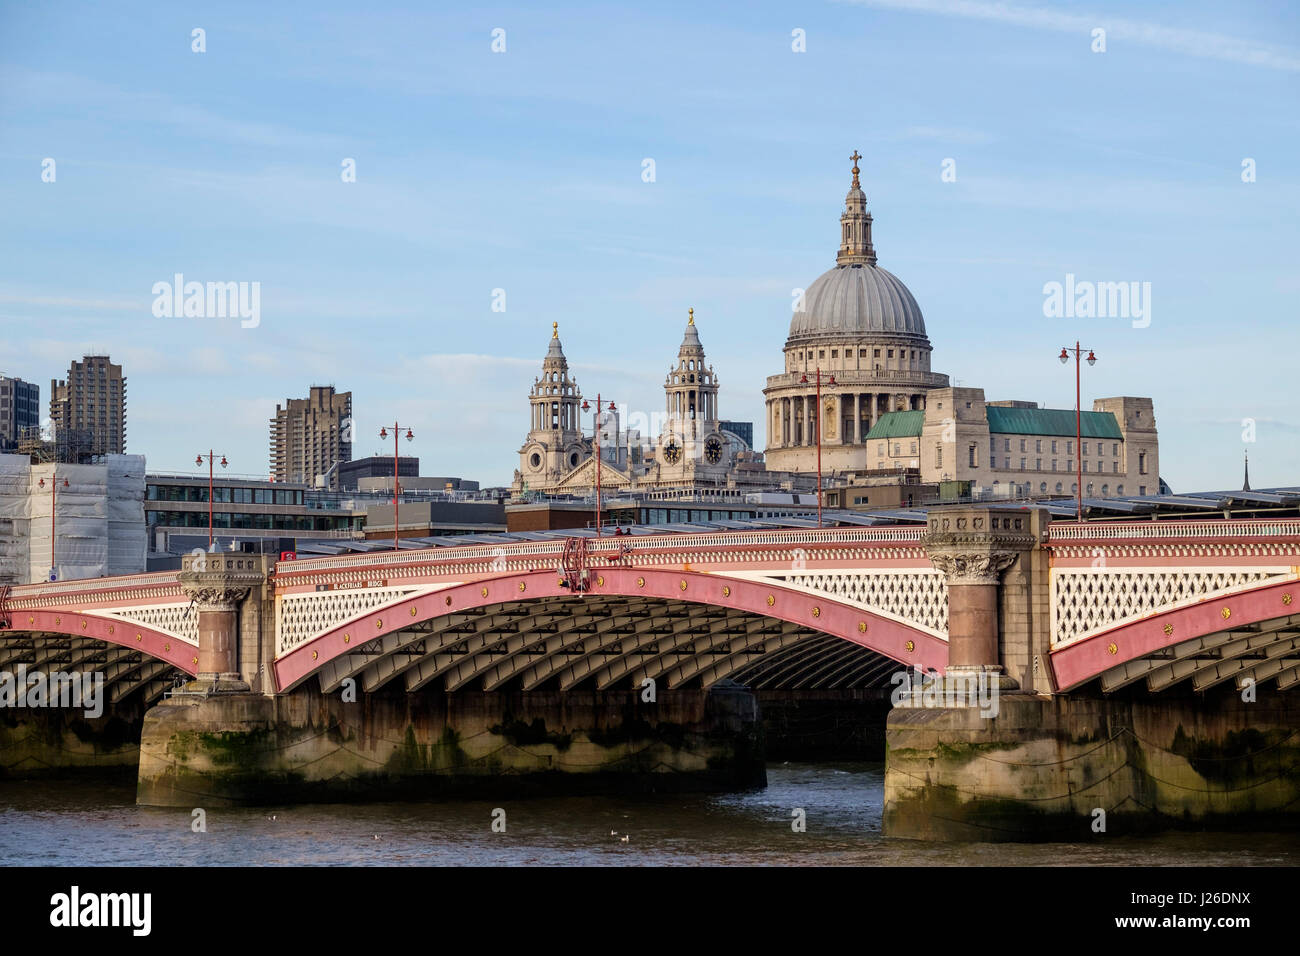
[[306, 594, 904, 696], [0, 631, 184, 706]]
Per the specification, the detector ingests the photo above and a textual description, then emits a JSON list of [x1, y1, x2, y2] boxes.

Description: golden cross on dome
[[850, 150, 862, 188], [850, 150, 862, 167], [688, 307, 694, 326], [552, 321, 558, 338]]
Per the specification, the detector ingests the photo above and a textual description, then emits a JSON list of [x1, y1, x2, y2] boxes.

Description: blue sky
[[1, 0, 1296, 490]]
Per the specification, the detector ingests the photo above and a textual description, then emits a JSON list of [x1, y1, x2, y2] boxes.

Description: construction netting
[[0, 453, 146, 584]]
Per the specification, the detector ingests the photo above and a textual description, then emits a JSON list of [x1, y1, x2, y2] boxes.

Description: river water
[[2, 763, 1296, 866]]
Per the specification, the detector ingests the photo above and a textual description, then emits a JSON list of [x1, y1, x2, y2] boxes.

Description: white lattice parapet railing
[[279, 527, 929, 573], [1051, 566, 1300, 649], [1048, 519, 1300, 541]]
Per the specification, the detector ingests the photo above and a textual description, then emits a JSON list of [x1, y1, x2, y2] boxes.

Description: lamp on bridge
[[800, 370, 837, 528], [379, 424, 415, 552], [195, 452, 228, 550], [580, 397, 617, 537], [36, 474, 69, 582], [1058, 343, 1097, 523]]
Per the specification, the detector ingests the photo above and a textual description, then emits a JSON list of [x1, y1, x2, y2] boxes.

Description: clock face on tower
[[663, 437, 682, 465], [704, 436, 723, 464]]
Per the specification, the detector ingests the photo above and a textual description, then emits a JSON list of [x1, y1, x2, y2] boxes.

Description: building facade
[[269, 385, 352, 488], [0, 375, 39, 451], [511, 315, 761, 497], [764, 154, 949, 474], [49, 355, 126, 457], [868, 387, 1160, 499]]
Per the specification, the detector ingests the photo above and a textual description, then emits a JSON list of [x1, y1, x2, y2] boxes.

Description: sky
[[1, 0, 1297, 491]]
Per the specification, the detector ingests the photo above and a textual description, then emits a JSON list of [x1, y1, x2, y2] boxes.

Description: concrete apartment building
[[269, 385, 352, 488], [49, 355, 126, 456], [0, 375, 40, 451]]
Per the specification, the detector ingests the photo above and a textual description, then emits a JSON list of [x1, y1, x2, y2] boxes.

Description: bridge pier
[[138, 554, 765, 805], [885, 505, 1300, 840], [136, 684, 765, 806]]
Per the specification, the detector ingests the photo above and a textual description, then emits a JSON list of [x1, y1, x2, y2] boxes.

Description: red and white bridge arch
[[271, 528, 950, 695], [1047, 519, 1300, 693]]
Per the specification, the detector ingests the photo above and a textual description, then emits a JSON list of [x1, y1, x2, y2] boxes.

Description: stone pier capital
[[178, 553, 271, 609], [922, 505, 1049, 681], [177, 553, 271, 690]]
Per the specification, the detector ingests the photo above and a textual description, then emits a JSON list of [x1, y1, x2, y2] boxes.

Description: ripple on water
[[0, 764, 1296, 866]]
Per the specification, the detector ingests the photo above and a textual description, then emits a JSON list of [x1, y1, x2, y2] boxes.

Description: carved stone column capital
[[926, 549, 1018, 584], [178, 553, 271, 609]]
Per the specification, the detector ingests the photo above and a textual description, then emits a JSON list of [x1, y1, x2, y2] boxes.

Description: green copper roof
[[986, 407, 1123, 440], [865, 410, 924, 440]]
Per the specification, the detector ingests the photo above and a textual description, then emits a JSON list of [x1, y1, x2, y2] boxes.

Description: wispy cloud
[[839, 0, 1300, 72]]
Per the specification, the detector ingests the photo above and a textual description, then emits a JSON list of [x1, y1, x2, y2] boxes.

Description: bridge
[[3, 503, 1299, 833], [3, 511, 1297, 699]]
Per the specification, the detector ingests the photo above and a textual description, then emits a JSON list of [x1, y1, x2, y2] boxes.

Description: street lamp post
[[194, 451, 228, 549], [36, 473, 68, 581], [800, 369, 836, 528], [1058, 342, 1097, 523], [581, 395, 616, 536], [379, 423, 414, 551]]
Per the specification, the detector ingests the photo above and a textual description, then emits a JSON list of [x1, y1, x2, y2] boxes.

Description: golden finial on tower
[[552, 321, 558, 338], [688, 307, 694, 326], [850, 150, 862, 189]]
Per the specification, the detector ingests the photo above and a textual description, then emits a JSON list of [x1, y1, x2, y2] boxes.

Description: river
[[2, 763, 1297, 866]]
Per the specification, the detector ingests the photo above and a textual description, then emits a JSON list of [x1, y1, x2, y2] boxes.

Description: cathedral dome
[[788, 262, 926, 342]]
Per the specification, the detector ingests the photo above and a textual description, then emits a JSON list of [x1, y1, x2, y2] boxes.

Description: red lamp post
[[581, 396, 617, 536], [36, 473, 68, 581], [1058, 342, 1097, 522], [800, 369, 836, 528], [379, 424, 414, 551], [194, 451, 228, 549]]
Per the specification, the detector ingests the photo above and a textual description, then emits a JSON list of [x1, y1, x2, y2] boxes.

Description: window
[[1139, 486, 1147, 495], [873, 349, 880, 357], [831, 349, 838, 358], [1117, 485, 1124, 495], [1112, 442, 1119, 456], [910, 441, 917, 454], [1019, 458, 1026, 470], [1071, 483, 1078, 494], [990, 438, 997, 455], [1082, 461, 1088, 473], [893, 443, 901, 455], [1051, 440, 1058, 453], [1019, 439, 1026, 453], [1101, 484, 1109, 495], [1067, 441, 1074, 454], [1003, 438, 1010, 452], [1056, 482, 1063, 493], [969, 445, 977, 467], [1112, 461, 1118, 473], [936, 446, 943, 468], [1040, 482, 1047, 493], [1035, 458, 1041, 470], [1082, 442, 1089, 455], [1051, 459, 1057, 471], [887, 349, 894, 358], [1035, 440, 1042, 453], [1067, 460, 1073, 471], [1139, 451, 1147, 474]]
